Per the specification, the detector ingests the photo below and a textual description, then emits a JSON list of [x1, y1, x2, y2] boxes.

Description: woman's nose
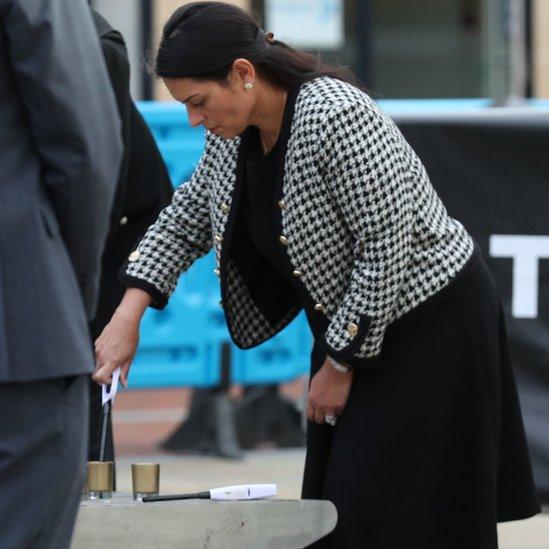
[[187, 108, 205, 128]]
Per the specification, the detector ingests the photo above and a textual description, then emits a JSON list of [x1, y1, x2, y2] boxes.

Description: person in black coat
[[88, 10, 174, 463]]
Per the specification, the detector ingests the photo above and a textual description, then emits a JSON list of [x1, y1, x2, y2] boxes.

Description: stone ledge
[[72, 495, 337, 548]]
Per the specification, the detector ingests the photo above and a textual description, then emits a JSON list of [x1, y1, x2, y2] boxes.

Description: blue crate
[[130, 281, 221, 388], [232, 313, 311, 385], [160, 143, 202, 187], [179, 252, 218, 297], [181, 253, 232, 343], [129, 344, 220, 388], [137, 102, 204, 143], [138, 102, 205, 188]]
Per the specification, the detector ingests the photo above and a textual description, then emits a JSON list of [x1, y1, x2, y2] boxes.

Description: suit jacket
[[88, 12, 173, 340], [0, 0, 122, 382], [122, 77, 474, 366]]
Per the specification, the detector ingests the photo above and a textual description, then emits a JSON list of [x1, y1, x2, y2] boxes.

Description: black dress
[[234, 96, 540, 548]]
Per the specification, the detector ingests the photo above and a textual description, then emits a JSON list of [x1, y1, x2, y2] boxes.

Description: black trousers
[[302, 259, 539, 549], [0, 376, 88, 549]]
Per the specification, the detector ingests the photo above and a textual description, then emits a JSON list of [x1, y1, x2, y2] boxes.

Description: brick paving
[[112, 388, 191, 456]]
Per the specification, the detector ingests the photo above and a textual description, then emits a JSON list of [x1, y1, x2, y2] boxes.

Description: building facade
[[92, 0, 548, 101]]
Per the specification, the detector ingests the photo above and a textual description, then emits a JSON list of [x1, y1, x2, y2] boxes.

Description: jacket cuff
[[339, 353, 381, 369], [118, 273, 168, 310], [321, 314, 371, 363]]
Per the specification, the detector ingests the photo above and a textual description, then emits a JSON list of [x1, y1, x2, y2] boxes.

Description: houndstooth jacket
[[123, 77, 475, 366]]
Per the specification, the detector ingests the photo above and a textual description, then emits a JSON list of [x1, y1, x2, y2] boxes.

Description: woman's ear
[[231, 58, 256, 88]]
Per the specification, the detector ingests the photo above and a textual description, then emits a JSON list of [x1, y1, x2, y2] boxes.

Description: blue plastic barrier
[[232, 314, 310, 384], [137, 102, 204, 186], [129, 281, 222, 388]]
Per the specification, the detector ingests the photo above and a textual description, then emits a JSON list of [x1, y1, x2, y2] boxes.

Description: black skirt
[[302, 257, 540, 549]]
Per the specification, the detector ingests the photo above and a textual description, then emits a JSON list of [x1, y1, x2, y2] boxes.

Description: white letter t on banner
[[490, 235, 549, 319]]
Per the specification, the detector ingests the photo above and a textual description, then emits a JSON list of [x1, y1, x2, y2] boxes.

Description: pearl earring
[[244, 82, 254, 90]]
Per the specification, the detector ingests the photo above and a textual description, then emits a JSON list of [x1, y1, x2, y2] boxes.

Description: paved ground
[[112, 388, 192, 456], [110, 388, 549, 548]]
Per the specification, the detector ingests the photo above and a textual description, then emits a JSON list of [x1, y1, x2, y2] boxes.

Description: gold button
[[213, 268, 220, 277], [128, 250, 140, 262], [220, 203, 230, 214], [347, 322, 359, 338], [214, 235, 223, 244], [314, 303, 324, 312], [278, 199, 287, 210], [292, 270, 302, 278], [279, 235, 289, 246], [119, 216, 128, 226]]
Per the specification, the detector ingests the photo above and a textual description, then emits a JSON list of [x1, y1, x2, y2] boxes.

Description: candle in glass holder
[[132, 463, 160, 501], [87, 461, 114, 500]]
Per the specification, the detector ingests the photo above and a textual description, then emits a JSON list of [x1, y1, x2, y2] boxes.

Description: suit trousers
[[0, 375, 88, 549]]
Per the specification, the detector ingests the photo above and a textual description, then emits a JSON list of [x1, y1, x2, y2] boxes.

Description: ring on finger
[[324, 414, 337, 426]]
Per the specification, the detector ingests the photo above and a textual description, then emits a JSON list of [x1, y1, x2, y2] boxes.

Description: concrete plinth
[[72, 495, 337, 548]]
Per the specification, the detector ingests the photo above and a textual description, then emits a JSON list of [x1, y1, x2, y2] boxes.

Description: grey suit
[[0, 0, 121, 547]]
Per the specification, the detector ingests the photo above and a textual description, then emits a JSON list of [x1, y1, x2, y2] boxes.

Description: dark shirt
[[242, 126, 295, 280], [236, 90, 329, 343]]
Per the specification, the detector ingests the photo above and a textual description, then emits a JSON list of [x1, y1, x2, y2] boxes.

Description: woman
[[93, 2, 539, 547]]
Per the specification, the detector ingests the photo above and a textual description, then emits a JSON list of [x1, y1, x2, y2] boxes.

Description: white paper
[[101, 367, 121, 406]]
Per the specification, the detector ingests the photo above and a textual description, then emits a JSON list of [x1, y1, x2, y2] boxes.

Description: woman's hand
[[307, 359, 354, 425], [93, 310, 139, 387], [92, 288, 151, 387]]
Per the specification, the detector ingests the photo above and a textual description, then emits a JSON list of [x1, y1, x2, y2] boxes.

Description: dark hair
[[156, 1, 356, 88]]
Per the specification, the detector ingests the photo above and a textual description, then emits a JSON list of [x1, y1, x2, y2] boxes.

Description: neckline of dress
[[248, 84, 300, 163]]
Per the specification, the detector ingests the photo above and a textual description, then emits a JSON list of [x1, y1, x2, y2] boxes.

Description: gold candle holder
[[131, 463, 160, 501], [87, 461, 114, 500]]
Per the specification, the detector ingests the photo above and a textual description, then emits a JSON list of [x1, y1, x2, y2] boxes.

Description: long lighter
[[142, 483, 277, 502]]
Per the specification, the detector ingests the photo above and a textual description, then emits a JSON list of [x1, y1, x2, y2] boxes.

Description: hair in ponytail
[[156, 1, 356, 88]]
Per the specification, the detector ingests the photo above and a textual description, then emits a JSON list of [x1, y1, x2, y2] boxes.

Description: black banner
[[396, 111, 549, 501]]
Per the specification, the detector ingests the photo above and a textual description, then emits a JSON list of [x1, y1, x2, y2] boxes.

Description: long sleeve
[[317, 102, 414, 365], [120, 134, 217, 308], [3, 0, 122, 318]]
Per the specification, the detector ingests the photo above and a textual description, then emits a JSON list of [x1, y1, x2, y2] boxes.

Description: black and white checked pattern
[[125, 77, 474, 361], [223, 258, 301, 347]]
